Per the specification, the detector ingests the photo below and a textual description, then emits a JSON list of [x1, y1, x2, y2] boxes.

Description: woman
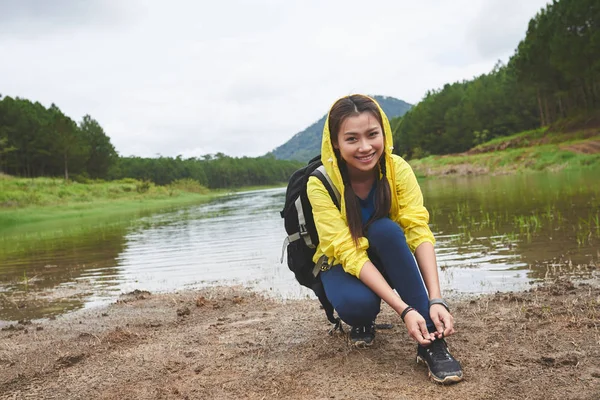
[[307, 94, 463, 384]]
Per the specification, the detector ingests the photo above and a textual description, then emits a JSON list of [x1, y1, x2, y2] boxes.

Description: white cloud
[[0, 0, 550, 158], [467, 0, 549, 60]]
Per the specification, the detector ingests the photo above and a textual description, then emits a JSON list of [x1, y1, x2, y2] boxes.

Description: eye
[[345, 137, 357, 143], [369, 131, 380, 137]]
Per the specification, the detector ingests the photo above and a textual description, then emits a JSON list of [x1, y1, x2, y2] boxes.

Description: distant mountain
[[270, 95, 412, 161]]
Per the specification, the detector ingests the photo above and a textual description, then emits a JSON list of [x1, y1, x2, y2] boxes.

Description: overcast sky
[[0, 0, 550, 158]]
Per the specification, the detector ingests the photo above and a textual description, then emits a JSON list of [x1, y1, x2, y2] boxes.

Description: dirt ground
[[1, 276, 599, 400], [561, 140, 600, 154]]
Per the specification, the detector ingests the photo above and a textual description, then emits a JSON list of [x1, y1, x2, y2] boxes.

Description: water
[[1, 170, 599, 322]]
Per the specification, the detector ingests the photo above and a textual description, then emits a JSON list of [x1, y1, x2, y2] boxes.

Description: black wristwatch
[[429, 298, 450, 312]]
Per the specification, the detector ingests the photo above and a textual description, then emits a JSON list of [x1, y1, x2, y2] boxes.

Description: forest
[[0, 97, 301, 188], [392, 0, 600, 158]]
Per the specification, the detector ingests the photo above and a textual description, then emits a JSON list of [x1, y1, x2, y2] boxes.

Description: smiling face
[[333, 111, 384, 180]]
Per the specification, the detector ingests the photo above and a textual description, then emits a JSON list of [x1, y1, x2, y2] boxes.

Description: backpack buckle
[[299, 223, 308, 236], [312, 255, 330, 277]]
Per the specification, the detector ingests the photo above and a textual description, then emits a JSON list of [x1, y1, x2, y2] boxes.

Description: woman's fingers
[[430, 312, 444, 337], [418, 319, 434, 342], [405, 313, 432, 345], [440, 312, 456, 337], [411, 327, 431, 345], [429, 304, 457, 338]]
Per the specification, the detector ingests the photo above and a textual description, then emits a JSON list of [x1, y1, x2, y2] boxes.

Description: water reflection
[[0, 222, 128, 321], [424, 170, 599, 293], [1, 170, 598, 322]]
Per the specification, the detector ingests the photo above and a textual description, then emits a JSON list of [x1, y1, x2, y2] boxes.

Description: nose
[[358, 138, 372, 152]]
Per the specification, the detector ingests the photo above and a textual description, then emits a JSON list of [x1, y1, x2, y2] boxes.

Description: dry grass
[[1, 279, 599, 399]]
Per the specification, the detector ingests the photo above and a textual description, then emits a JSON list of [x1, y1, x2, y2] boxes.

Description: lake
[[1, 169, 598, 322]]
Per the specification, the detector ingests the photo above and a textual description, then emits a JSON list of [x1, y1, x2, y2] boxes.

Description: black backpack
[[280, 155, 342, 328]]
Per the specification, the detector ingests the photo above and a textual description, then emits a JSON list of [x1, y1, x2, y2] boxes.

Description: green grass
[[0, 193, 219, 228], [0, 176, 219, 229], [0, 176, 211, 207], [470, 127, 549, 151], [410, 136, 600, 177], [470, 124, 597, 153]]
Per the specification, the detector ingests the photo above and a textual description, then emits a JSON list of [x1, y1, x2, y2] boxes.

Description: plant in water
[[502, 232, 518, 248], [576, 217, 594, 247], [543, 204, 556, 221]]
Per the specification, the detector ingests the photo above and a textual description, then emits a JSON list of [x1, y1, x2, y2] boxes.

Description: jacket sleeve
[[307, 176, 370, 278], [392, 156, 436, 252]]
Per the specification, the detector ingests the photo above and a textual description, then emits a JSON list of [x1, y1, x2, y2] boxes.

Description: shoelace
[[427, 340, 453, 362]]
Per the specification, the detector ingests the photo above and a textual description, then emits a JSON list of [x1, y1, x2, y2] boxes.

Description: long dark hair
[[328, 95, 392, 244]]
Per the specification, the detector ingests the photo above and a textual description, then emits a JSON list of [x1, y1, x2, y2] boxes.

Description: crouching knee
[[335, 292, 380, 327]]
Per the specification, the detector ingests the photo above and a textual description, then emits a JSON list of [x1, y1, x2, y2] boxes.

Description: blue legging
[[320, 218, 434, 329]]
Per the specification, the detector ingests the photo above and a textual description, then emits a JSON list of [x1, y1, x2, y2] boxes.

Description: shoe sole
[[416, 355, 464, 384], [351, 339, 373, 349]]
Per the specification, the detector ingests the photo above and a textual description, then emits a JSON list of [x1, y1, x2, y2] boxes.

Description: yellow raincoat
[[307, 96, 435, 278]]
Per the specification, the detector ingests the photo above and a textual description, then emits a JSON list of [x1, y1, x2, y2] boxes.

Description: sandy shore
[[1, 276, 599, 400]]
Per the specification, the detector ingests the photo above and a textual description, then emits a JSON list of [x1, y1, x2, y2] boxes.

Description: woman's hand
[[403, 310, 435, 345], [430, 304, 456, 338]]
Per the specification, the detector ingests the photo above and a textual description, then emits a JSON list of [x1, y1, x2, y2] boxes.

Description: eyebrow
[[343, 127, 381, 136]]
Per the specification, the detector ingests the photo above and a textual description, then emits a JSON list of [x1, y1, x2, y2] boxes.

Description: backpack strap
[[311, 166, 341, 209], [286, 166, 340, 249], [295, 196, 315, 248], [295, 166, 341, 270]]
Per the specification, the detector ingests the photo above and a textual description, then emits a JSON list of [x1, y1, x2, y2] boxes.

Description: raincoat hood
[[320, 94, 399, 218]]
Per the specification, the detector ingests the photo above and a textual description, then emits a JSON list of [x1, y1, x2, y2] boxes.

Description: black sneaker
[[416, 339, 463, 384], [349, 322, 375, 348]]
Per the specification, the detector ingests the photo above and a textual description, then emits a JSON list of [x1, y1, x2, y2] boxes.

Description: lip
[[355, 152, 376, 163]]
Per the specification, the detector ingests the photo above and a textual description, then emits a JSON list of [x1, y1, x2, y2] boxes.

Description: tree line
[[0, 97, 116, 180], [109, 154, 301, 187], [393, 0, 600, 158], [0, 96, 301, 188]]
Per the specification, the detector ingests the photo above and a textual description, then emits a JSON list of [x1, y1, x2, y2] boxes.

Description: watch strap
[[429, 298, 450, 311]]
